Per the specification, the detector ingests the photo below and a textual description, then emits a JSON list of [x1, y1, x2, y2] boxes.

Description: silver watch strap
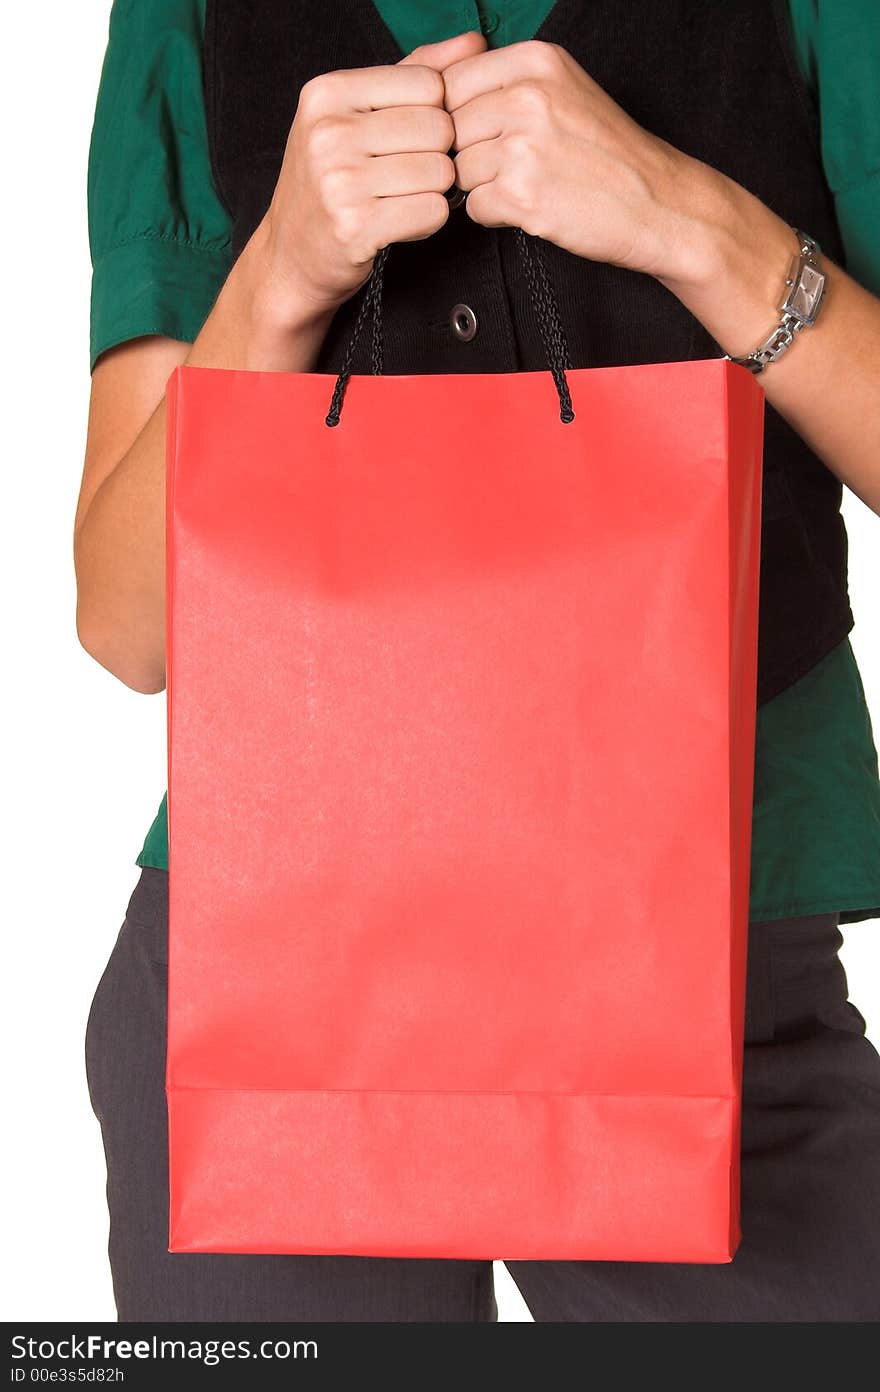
[[725, 230, 826, 375]]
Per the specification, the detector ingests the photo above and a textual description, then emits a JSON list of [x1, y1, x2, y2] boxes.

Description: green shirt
[[87, 0, 880, 923]]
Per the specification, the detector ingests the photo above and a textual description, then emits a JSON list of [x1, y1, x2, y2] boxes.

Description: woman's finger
[[453, 138, 503, 192], [357, 150, 456, 198], [398, 30, 487, 71], [449, 91, 507, 151], [359, 104, 455, 156]]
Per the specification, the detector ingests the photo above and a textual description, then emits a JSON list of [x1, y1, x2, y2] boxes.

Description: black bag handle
[[325, 228, 575, 427]]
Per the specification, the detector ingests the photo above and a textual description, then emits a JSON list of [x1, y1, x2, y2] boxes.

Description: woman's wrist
[[202, 213, 340, 373], [656, 157, 802, 360]]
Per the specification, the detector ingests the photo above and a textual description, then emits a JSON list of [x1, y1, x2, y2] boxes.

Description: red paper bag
[[165, 351, 763, 1261]]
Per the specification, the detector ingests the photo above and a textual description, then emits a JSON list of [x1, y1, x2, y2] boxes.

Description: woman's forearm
[[658, 160, 880, 513], [74, 218, 336, 694]]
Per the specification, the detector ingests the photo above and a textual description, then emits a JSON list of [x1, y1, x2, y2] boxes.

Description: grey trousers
[[85, 866, 880, 1321]]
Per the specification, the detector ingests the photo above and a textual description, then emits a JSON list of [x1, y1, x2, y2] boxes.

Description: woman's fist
[[262, 31, 487, 318]]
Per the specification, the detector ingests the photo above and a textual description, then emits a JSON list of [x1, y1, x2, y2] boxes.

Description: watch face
[[784, 262, 825, 324]]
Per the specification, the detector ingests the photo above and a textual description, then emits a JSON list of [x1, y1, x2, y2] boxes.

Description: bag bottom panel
[[168, 1087, 738, 1261]]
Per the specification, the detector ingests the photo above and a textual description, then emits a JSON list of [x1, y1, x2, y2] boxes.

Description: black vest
[[203, 0, 854, 705]]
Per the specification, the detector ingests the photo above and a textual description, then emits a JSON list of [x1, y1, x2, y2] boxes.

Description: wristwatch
[[725, 229, 826, 375]]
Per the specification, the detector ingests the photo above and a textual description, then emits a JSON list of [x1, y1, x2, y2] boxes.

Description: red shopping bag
[[165, 241, 763, 1261]]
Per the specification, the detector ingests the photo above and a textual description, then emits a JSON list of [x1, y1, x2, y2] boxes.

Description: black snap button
[[450, 303, 478, 342], [445, 184, 467, 210]]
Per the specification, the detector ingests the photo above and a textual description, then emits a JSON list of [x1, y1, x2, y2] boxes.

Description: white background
[[1, 3, 877, 1322]]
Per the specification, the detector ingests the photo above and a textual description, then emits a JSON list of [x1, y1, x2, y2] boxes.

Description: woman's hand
[[256, 31, 486, 329], [440, 38, 798, 359], [442, 39, 880, 513], [443, 40, 707, 285]]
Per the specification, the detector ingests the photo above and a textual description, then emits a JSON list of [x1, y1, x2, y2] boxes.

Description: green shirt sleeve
[[788, 0, 880, 294], [87, 0, 232, 369]]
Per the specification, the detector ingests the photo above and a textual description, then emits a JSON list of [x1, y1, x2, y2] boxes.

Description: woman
[[78, 0, 880, 1320]]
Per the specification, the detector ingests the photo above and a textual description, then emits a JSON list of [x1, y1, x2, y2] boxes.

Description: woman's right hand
[[256, 30, 487, 322]]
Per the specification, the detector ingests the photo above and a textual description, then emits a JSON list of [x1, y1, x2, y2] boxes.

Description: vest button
[[450, 303, 478, 342], [480, 10, 500, 36], [445, 184, 467, 210]]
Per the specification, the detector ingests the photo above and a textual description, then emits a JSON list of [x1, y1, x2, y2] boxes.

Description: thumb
[[397, 29, 487, 71]]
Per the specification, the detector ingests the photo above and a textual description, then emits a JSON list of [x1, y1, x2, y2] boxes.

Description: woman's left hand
[[443, 40, 713, 287]]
